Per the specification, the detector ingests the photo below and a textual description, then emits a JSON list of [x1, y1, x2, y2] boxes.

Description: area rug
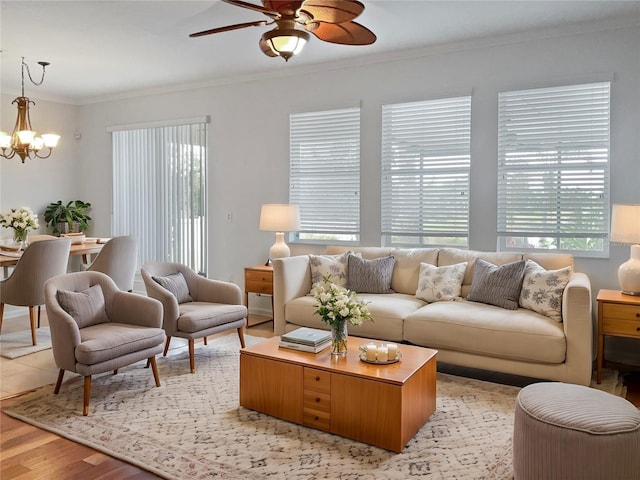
[[3, 334, 518, 479], [0, 327, 51, 359]]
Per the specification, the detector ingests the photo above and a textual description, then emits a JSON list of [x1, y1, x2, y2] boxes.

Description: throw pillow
[[152, 272, 193, 303], [57, 284, 109, 329], [309, 251, 354, 288], [347, 255, 396, 294], [519, 260, 572, 322], [415, 262, 467, 302], [466, 258, 526, 310]]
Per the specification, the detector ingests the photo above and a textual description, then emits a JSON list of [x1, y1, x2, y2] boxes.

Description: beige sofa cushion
[[284, 293, 424, 343], [404, 300, 566, 364]]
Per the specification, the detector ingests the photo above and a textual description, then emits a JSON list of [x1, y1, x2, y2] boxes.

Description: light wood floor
[[2, 313, 639, 479]]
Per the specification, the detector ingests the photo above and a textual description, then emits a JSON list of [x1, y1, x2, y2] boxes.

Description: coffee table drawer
[[304, 368, 331, 394]]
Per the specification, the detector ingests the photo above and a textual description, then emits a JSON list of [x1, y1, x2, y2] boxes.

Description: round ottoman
[[513, 382, 640, 480]]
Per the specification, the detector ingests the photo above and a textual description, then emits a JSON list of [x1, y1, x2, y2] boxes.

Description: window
[[111, 118, 208, 273], [381, 96, 471, 247], [497, 82, 610, 256], [290, 107, 360, 243]]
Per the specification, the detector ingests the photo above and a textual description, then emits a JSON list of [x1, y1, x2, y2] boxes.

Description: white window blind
[[381, 96, 471, 247], [112, 121, 208, 273], [497, 82, 610, 256], [290, 107, 360, 241]]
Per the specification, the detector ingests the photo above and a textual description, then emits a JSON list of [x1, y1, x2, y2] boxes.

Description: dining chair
[[85, 236, 138, 291], [0, 237, 71, 345], [44, 271, 165, 415], [141, 262, 247, 373]]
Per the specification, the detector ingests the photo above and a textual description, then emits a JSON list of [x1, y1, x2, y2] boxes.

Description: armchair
[[44, 271, 165, 415], [141, 262, 247, 373]]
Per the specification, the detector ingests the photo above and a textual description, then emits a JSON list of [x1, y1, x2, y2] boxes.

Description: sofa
[[273, 247, 593, 386]]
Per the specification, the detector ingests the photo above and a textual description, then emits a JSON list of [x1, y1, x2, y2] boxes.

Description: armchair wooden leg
[[203, 336, 207, 346], [83, 376, 92, 416], [113, 370, 118, 375], [189, 339, 195, 374], [163, 336, 171, 357], [0, 303, 4, 335], [37, 305, 41, 328], [145, 359, 151, 368], [149, 356, 161, 387], [28, 306, 37, 346], [54, 369, 65, 394], [237, 327, 246, 348]]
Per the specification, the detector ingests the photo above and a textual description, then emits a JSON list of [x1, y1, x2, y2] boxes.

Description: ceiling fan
[[189, 0, 376, 61]]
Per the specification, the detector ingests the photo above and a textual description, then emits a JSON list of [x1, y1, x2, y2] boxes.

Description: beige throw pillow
[[57, 284, 109, 328], [309, 251, 354, 287], [152, 272, 193, 304], [519, 260, 572, 322], [416, 262, 467, 302]]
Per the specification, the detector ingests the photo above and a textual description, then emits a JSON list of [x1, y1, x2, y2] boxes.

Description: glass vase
[[13, 228, 28, 250], [330, 320, 348, 356]]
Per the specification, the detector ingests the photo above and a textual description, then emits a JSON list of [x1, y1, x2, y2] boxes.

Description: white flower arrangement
[[0, 206, 40, 238], [310, 275, 373, 328]]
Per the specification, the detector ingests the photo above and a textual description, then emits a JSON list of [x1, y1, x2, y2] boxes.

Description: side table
[[244, 265, 274, 327], [596, 289, 640, 383]]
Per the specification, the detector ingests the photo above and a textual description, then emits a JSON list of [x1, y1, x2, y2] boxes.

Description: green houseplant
[[43, 200, 92, 235]]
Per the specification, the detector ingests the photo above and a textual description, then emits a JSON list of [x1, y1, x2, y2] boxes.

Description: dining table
[[0, 239, 107, 274]]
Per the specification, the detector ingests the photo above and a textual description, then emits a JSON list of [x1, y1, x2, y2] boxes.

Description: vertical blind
[[381, 96, 471, 244], [112, 121, 208, 273], [290, 107, 360, 236], [497, 82, 610, 252]]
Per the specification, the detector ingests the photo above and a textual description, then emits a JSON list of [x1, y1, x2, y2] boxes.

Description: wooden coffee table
[[239, 336, 437, 452]]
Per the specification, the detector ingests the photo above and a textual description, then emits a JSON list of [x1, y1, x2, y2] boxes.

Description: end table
[[596, 289, 640, 383], [244, 265, 274, 327]]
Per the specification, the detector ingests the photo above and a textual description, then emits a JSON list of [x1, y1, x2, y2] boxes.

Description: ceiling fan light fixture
[[261, 27, 309, 61]]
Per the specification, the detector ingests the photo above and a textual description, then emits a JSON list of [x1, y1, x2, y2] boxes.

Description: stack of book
[[279, 327, 332, 353]]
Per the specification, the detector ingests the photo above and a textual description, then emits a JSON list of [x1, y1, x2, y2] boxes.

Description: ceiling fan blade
[[189, 20, 268, 37], [310, 21, 375, 45], [259, 38, 279, 57], [223, 0, 279, 17], [300, 0, 364, 24]]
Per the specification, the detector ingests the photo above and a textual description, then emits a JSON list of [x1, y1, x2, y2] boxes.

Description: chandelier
[[0, 57, 60, 163]]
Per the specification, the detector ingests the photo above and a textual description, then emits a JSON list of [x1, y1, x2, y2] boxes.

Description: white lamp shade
[[41, 134, 61, 148], [259, 204, 301, 232], [17, 130, 35, 144], [0, 132, 11, 148], [611, 204, 640, 295], [611, 204, 640, 244]]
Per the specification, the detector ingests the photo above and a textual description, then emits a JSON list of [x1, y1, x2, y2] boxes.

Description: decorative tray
[[359, 351, 402, 365]]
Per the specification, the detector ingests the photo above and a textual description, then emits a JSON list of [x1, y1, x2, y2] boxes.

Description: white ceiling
[[1, 0, 639, 104]]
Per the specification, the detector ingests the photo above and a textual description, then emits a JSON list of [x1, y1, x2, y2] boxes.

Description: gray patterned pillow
[[416, 262, 467, 302], [152, 272, 193, 304], [57, 284, 109, 328], [466, 259, 526, 310], [347, 255, 396, 294], [519, 260, 572, 322]]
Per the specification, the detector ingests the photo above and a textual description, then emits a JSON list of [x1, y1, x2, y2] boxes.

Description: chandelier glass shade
[[261, 23, 310, 61], [0, 58, 60, 163]]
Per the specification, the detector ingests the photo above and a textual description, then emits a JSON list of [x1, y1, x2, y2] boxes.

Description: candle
[[377, 346, 388, 362], [386, 343, 398, 360], [365, 344, 377, 361]]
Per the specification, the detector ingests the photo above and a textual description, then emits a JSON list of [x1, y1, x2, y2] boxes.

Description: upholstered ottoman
[[513, 382, 640, 480]]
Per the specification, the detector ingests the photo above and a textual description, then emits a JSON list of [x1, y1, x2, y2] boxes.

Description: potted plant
[[43, 200, 92, 235]]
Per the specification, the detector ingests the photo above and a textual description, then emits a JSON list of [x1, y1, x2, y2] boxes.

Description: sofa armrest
[[561, 272, 593, 385], [273, 255, 312, 336], [111, 291, 164, 329]]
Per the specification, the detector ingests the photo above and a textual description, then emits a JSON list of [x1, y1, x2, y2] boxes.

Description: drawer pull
[[636, 313, 640, 318], [315, 376, 320, 381], [315, 397, 320, 403], [314, 415, 319, 421], [637, 327, 640, 332]]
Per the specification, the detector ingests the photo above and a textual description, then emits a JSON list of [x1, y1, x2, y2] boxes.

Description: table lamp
[[610, 203, 640, 295], [259, 204, 301, 265]]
